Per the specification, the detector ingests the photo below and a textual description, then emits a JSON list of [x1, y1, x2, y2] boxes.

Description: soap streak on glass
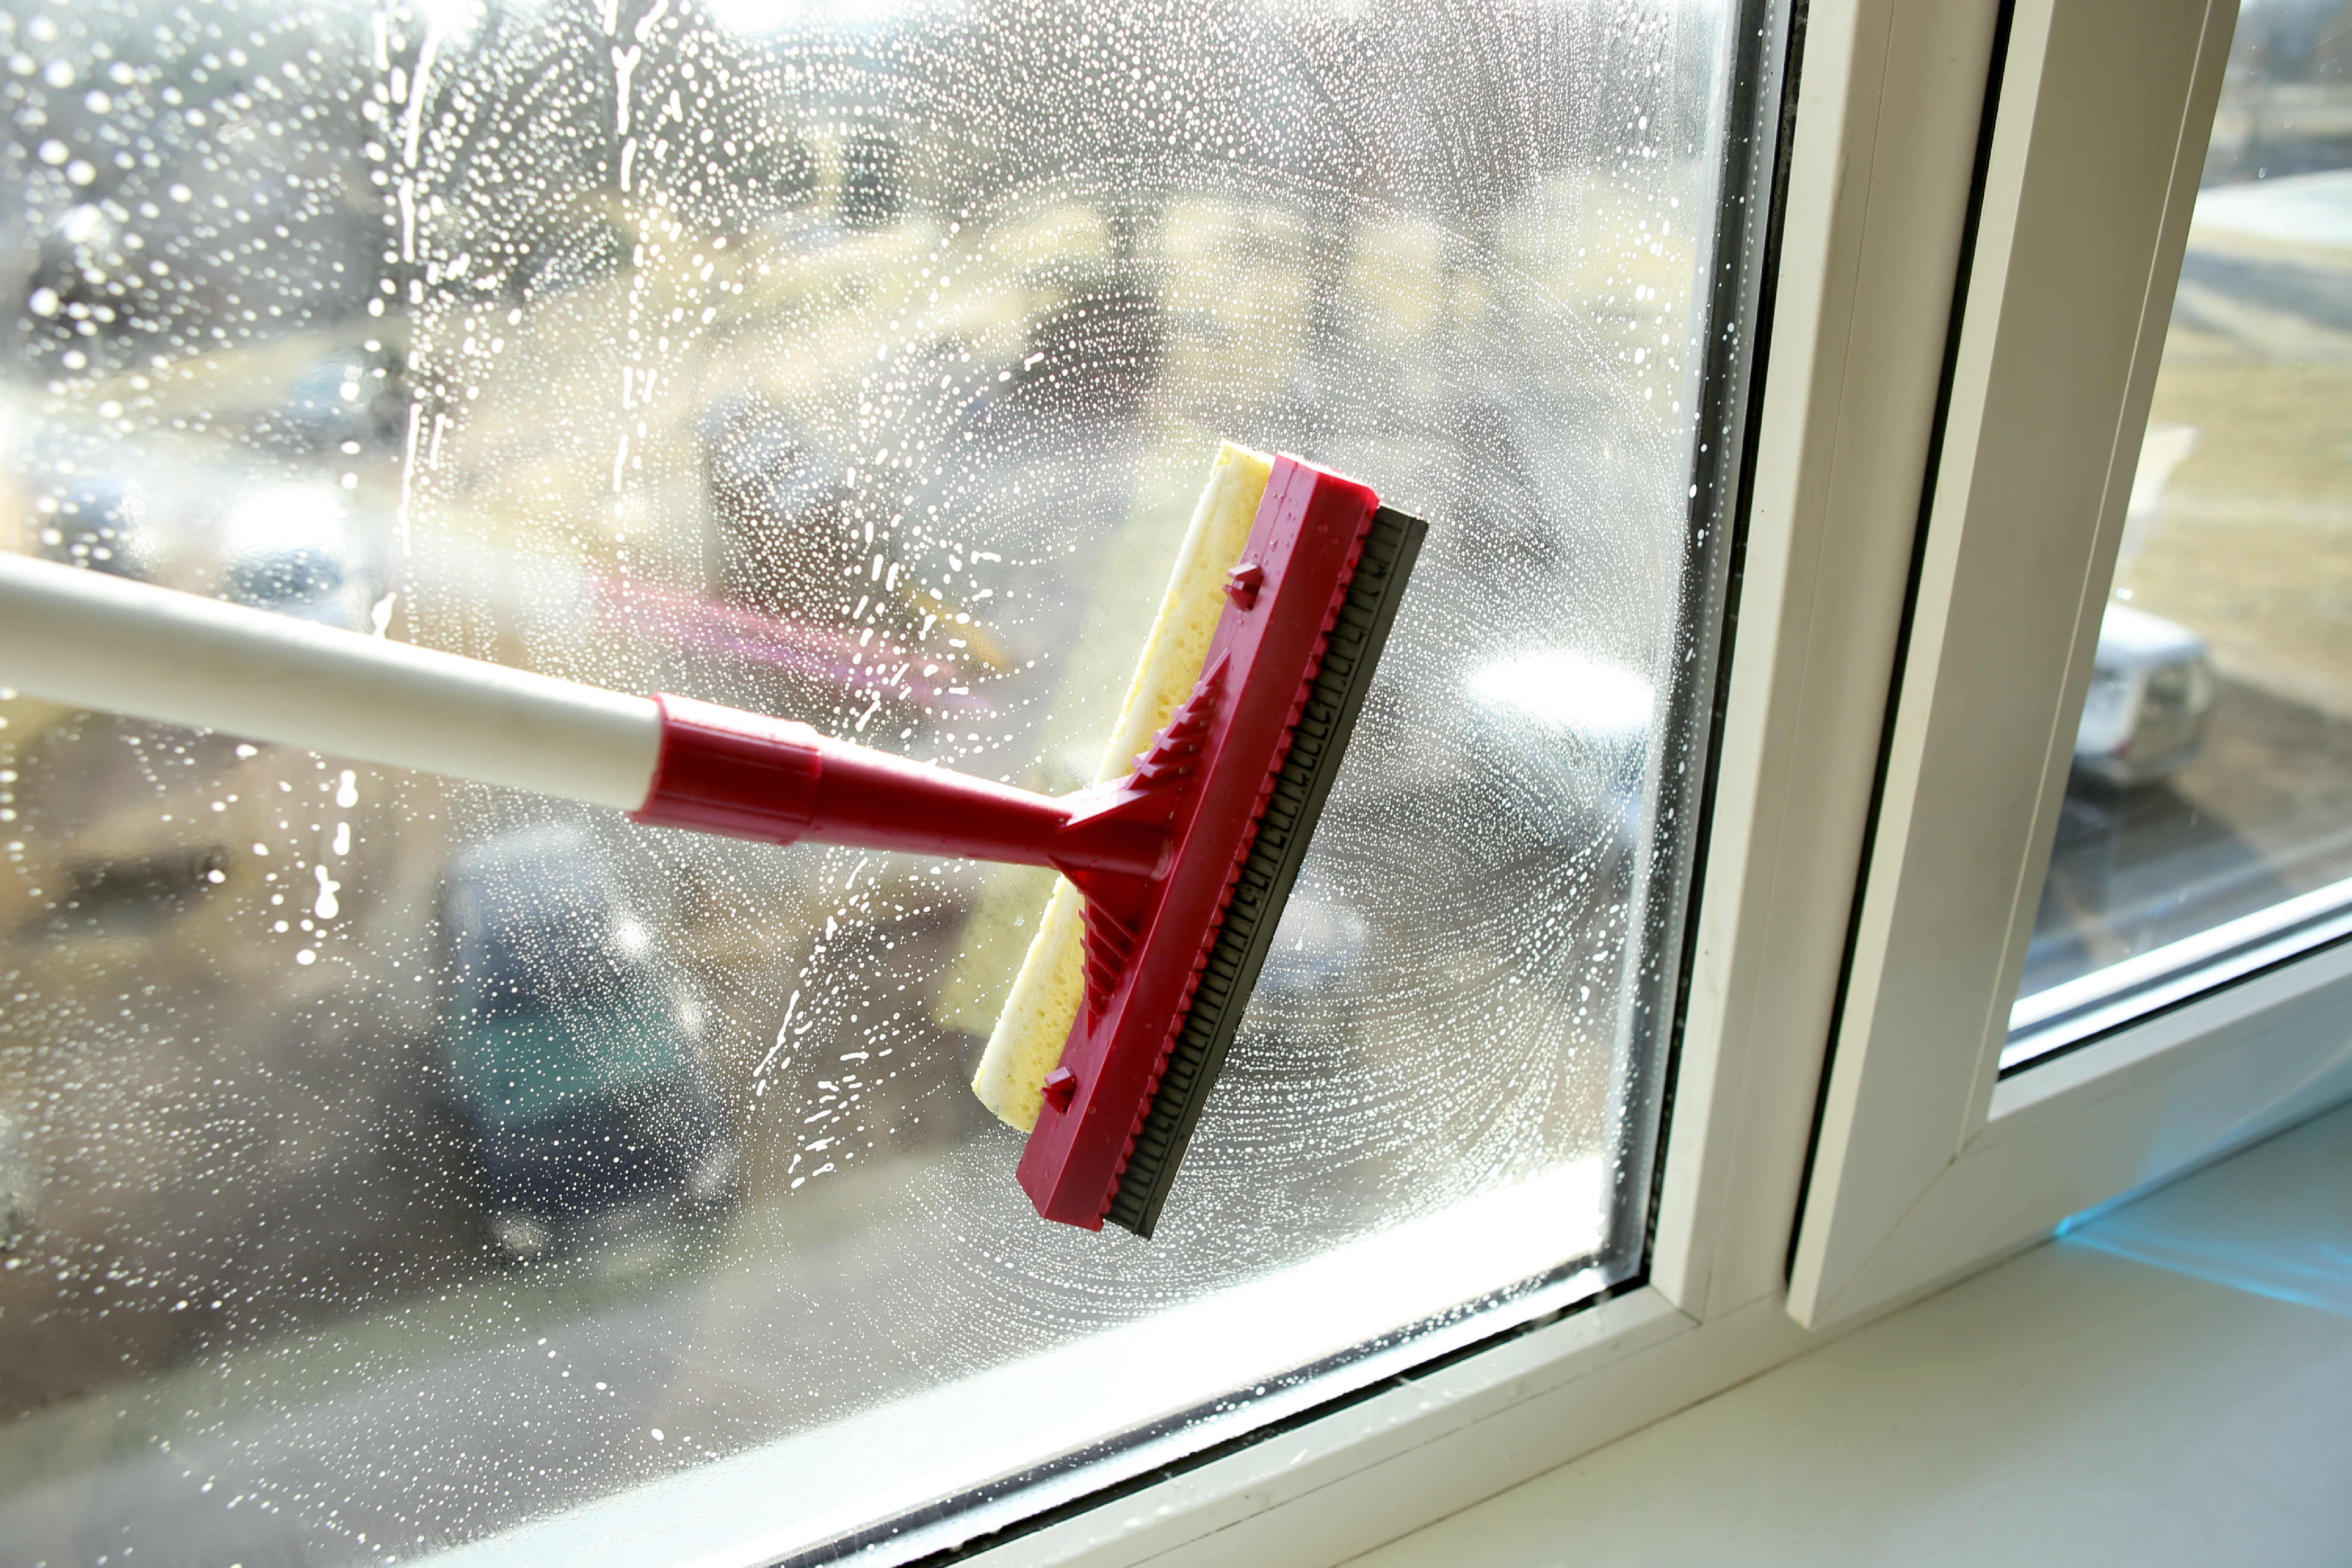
[[0, 0, 1741, 1561]]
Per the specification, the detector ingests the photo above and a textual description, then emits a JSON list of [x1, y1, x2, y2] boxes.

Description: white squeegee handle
[[0, 552, 1167, 881], [0, 551, 662, 810]]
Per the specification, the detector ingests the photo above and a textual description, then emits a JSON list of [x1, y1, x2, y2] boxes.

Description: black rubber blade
[[1105, 505, 1427, 1237]]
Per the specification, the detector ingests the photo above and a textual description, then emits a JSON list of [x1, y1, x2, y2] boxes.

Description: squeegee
[[0, 446, 1425, 1234]]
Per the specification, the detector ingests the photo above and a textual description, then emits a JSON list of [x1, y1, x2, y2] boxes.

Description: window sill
[[1351, 1093, 2352, 1568]]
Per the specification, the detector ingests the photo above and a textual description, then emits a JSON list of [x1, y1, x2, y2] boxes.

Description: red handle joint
[[629, 692, 1165, 880]]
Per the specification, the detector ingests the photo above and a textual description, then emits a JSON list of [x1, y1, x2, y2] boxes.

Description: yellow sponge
[[969, 442, 1274, 1131]]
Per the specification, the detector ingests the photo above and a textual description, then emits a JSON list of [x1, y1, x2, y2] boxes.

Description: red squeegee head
[[1016, 457, 1382, 1229]]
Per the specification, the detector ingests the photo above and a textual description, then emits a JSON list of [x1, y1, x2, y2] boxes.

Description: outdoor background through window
[[2010, 0, 2352, 1068], [0, 1, 1749, 1562]]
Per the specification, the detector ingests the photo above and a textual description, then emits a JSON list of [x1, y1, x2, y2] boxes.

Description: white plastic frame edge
[[1785, 0, 2291, 1330]]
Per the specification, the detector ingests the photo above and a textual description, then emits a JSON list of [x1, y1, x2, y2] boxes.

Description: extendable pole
[[0, 552, 1163, 880]]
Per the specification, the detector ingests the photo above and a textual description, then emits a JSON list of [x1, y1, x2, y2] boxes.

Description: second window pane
[[2010, 0, 2352, 1067]]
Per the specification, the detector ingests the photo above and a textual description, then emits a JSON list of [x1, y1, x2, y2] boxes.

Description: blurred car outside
[[216, 483, 383, 631], [2072, 602, 2222, 788], [2071, 422, 2217, 790], [437, 823, 739, 1262]]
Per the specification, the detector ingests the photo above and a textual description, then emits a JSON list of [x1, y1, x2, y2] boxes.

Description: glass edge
[[2001, 874, 2352, 1074], [1621, 0, 1804, 1264], [750, 1257, 1625, 1568]]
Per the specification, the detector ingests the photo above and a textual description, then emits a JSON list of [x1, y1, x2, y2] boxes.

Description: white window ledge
[[1352, 1094, 2352, 1568]]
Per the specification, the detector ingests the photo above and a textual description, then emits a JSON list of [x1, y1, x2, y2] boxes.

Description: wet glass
[[2008, 0, 2352, 1069], [0, 0, 1755, 1561]]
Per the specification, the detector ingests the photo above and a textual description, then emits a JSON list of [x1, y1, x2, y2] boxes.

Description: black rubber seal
[[1106, 505, 1429, 1236]]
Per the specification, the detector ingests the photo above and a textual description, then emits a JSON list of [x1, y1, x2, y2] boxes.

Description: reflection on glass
[[2011, 0, 2352, 1069], [0, 0, 1746, 1561]]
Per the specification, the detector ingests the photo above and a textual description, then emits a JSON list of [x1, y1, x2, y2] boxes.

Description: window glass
[[2009, 0, 2352, 1069], [0, 0, 1754, 1560]]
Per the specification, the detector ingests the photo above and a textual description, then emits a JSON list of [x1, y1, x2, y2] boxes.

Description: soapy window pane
[[2007, 0, 2352, 1070], [0, 0, 1746, 1561]]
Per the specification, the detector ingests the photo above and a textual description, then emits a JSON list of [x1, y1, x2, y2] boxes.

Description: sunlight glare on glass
[[1468, 650, 1655, 742], [700, 0, 959, 39]]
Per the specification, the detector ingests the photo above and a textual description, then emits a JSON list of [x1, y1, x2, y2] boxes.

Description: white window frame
[[1780, 0, 2330, 1330], [909, 0, 2352, 1563]]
